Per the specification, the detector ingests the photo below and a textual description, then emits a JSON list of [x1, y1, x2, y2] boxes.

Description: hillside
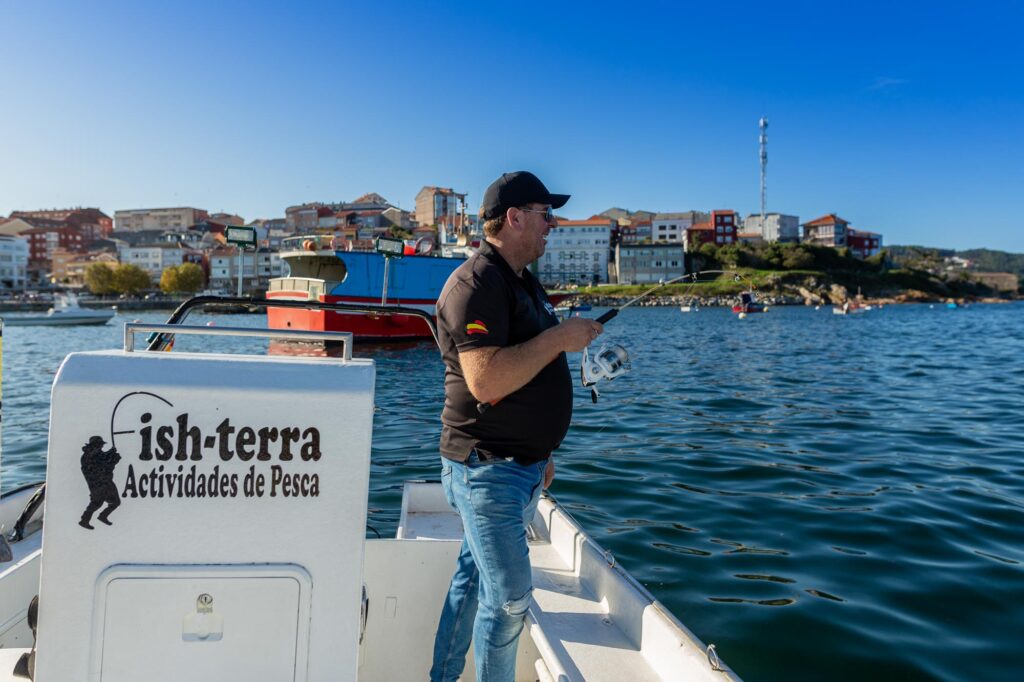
[[579, 242, 1022, 303], [888, 245, 1024, 277]]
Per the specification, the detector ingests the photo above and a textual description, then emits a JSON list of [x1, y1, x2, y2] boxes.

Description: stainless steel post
[[236, 247, 243, 297]]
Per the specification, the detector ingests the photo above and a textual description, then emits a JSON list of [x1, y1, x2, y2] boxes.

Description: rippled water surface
[[2, 303, 1023, 681]]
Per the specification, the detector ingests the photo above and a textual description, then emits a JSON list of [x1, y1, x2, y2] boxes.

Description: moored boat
[[0, 299, 738, 681], [0, 294, 115, 327], [267, 236, 569, 341], [832, 301, 867, 315], [731, 291, 766, 314]]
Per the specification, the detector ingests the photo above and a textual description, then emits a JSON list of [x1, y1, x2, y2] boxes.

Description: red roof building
[[846, 228, 883, 258], [710, 210, 738, 246], [802, 214, 851, 247], [685, 222, 714, 250]]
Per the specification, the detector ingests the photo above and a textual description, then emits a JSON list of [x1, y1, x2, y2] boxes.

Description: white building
[[650, 211, 705, 243], [535, 218, 613, 286], [114, 207, 208, 232], [743, 213, 800, 243], [208, 248, 269, 293], [0, 235, 29, 289], [613, 243, 687, 284], [116, 243, 187, 281], [255, 248, 286, 281]]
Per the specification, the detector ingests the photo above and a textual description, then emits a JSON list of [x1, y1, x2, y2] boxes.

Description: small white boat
[[832, 301, 867, 315], [0, 294, 114, 327], [679, 305, 698, 313], [0, 311, 739, 681]]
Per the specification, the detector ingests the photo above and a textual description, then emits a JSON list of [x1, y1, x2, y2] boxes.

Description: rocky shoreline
[[571, 291, 1016, 309]]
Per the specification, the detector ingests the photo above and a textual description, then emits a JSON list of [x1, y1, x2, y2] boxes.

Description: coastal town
[[0, 187, 1017, 301]]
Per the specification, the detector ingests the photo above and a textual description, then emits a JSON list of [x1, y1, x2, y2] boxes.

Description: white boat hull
[[0, 481, 737, 681], [0, 313, 114, 326]]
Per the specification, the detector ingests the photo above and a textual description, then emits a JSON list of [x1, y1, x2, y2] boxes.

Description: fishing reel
[[580, 344, 631, 403]]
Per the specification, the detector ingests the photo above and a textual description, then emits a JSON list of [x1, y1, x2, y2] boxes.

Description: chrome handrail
[[150, 296, 440, 350], [125, 323, 354, 360]]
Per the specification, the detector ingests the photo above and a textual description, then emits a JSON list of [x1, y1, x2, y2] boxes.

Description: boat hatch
[[31, 324, 373, 681]]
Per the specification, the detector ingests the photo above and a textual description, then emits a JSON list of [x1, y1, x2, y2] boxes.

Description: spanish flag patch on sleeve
[[466, 320, 489, 335]]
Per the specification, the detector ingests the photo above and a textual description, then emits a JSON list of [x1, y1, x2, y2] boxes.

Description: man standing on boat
[[430, 171, 603, 681]]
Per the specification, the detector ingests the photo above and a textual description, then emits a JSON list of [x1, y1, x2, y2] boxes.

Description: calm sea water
[[2, 303, 1022, 680]]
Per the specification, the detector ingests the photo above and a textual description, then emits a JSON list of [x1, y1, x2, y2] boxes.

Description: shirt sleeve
[[437, 271, 510, 352]]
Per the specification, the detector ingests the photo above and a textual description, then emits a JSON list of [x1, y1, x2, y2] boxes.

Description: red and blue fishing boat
[[267, 235, 568, 340], [731, 291, 767, 314]]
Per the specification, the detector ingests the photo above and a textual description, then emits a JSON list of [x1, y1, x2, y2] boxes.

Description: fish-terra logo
[[466, 320, 489, 336], [78, 390, 324, 530]]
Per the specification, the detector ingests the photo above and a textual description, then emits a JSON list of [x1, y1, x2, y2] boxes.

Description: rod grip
[[595, 309, 618, 324]]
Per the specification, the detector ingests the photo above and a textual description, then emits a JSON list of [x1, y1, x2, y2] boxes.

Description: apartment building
[[613, 243, 687, 284], [117, 243, 189, 281], [711, 210, 738, 245], [651, 211, 707, 243], [415, 186, 465, 227], [285, 204, 324, 232], [209, 213, 245, 226], [802, 214, 850, 247], [57, 252, 120, 288], [847, 229, 883, 258], [743, 213, 800, 243], [11, 208, 113, 238], [114, 207, 209, 232], [208, 247, 264, 293], [0, 235, 29, 289], [534, 217, 613, 286], [18, 219, 87, 266], [685, 222, 714, 252]]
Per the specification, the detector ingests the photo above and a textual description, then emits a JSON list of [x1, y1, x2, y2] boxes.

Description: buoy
[[738, 312, 747, 320]]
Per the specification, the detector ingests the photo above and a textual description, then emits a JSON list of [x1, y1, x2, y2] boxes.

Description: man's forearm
[[471, 326, 566, 405]]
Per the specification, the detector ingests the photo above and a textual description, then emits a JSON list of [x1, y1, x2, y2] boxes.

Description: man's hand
[[557, 317, 604, 353], [543, 458, 555, 489]]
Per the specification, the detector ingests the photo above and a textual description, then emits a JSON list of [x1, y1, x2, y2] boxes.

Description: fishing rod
[[594, 270, 745, 324], [582, 270, 751, 402], [477, 270, 754, 410]]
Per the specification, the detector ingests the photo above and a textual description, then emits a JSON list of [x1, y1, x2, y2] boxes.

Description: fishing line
[[582, 270, 754, 403]]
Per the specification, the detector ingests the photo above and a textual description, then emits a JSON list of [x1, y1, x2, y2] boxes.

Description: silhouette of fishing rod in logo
[[79, 391, 173, 530]]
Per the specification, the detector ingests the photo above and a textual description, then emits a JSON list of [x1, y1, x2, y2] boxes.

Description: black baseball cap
[[480, 171, 570, 220]]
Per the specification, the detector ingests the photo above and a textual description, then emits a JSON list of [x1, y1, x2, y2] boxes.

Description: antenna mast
[[759, 116, 768, 229]]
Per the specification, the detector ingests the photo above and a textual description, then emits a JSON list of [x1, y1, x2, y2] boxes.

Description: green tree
[[84, 263, 116, 294], [782, 248, 815, 270], [175, 262, 204, 293], [160, 266, 180, 293], [162, 263, 204, 293], [112, 264, 150, 295]]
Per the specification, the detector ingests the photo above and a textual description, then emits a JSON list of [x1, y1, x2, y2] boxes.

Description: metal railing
[[126, 323, 355, 361], [146, 295, 440, 352]]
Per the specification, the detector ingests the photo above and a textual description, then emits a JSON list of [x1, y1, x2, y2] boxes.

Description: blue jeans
[[430, 452, 546, 682]]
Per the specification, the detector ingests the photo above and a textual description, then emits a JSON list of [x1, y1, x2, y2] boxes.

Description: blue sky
[[2, 0, 1022, 251]]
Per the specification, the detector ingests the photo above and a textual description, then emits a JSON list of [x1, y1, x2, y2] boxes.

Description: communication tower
[[759, 116, 768, 227]]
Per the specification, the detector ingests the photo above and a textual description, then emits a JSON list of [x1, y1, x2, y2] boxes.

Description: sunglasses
[[519, 206, 555, 222]]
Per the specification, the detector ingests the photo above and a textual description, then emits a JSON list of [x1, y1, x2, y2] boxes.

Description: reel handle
[[595, 309, 617, 324]]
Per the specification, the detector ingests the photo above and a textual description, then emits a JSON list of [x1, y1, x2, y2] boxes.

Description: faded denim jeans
[[430, 451, 546, 682]]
